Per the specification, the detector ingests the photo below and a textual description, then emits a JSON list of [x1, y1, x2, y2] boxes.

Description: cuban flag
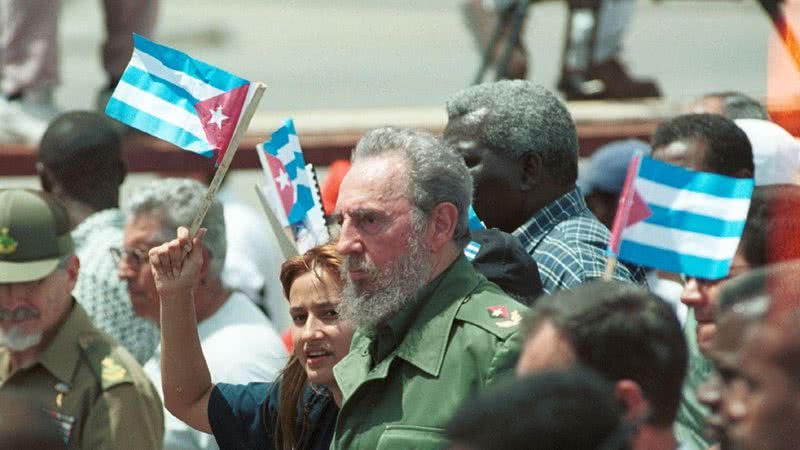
[[259, 119, 315, 225], [106, 34, 258, 164], [609, 155, 754, 279]]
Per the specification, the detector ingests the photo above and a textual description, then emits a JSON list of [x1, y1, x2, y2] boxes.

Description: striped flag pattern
[[610, 156, 754, 279], [106, 34, 259, 164]]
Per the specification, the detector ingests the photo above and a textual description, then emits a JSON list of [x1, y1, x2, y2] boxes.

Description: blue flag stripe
[[119, 65, 199, 115], [618, 240, 731, 279], [264, 126, 291, 155], [106, 97, 214, 155], [638, 156, 754, 199], [133, 34, 249, 93], [288, 185, 315, 224], [643, 205, 747, 238]]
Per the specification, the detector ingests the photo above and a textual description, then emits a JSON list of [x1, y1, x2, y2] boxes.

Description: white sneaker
[[0, 88, 59, 145]]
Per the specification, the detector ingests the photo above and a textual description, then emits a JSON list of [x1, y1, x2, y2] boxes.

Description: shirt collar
[[372, 256, 482, 376], [513, 188, 587, 247], [38, 302, 95, 384]]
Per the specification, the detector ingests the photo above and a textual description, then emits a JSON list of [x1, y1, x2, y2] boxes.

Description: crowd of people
[[1, 76, 799, 450]]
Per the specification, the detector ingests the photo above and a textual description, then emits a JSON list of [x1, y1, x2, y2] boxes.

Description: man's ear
[[615, 379, 650, 423], [37, 163, 54, 193], [427, 202, 459, 252], [64, 256, 80, 292], [519, 152, 542, 192]]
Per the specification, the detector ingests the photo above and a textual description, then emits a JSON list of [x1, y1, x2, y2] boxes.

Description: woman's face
[[288, 270, 354, 387]]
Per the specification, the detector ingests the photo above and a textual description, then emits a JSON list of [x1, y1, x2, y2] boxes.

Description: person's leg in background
[[98, 0, 158, 109], [560, 0, 661, 100], [0, 0, 61, 143]]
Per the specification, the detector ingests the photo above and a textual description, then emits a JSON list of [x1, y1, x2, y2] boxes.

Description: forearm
[[159, 290, 213, 432]]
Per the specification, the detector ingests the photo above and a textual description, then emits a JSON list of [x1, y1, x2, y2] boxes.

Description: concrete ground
[[57, 0, 775, 112]]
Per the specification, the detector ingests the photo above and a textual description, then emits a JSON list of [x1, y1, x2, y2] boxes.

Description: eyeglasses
[[109, 246, 149, 268]]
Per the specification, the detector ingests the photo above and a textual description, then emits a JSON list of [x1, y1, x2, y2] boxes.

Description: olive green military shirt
[[332, 256, 527, 450], [0, 302, 164, 449], [674, 311, 713, 450]]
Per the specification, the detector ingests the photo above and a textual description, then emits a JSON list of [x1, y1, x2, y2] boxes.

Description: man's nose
[[336, 219, 363, 255], [680, 278, 707, 309]]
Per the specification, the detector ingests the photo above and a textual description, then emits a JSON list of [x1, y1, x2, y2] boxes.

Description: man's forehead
[[336, 156, 410, 211], [123, 213, 165, 244], [653, 138, 708, 170]]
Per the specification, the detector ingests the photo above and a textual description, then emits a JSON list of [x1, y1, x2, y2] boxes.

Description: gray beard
[[0, 326, 42, 352], [338, 234, 433, 331]]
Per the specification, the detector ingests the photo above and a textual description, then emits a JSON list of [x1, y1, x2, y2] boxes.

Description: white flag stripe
[[130, 49, 225, 101], [113, 81, 209, 148], [622, 221, 741, 260], [635, 178, 751, 222]]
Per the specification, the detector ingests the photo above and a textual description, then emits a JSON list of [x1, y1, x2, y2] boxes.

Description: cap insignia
[[0, 228, 17, 255]]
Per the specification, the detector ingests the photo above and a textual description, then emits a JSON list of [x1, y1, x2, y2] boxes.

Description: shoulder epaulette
[[455, 280, 526, 339], [79, 333, 135, 390]]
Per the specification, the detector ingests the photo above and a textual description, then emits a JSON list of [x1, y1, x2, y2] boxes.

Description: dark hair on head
[[446, 366, 630, 450], [651, 113, 754, 177], [522, 281, 687, 426], [704, 91, 769, 120], [273, 243, 342, 450], [38, 111, 124, 211], [739, 184, 800, 267]]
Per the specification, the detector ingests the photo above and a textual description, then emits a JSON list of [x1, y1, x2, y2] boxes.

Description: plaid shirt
[[513, 188, 647, 295], [72, 208, 159, 364]]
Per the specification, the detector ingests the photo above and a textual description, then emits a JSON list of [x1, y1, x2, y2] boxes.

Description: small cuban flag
[[258, 119, 315, 225], [106, 34, 259, 165], [609, 155, 754, 280]]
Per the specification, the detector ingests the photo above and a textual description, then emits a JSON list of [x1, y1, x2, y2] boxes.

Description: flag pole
[[254, 185, 299, 259], [190, 82, 267, 235], [603, 153, 643, 280]]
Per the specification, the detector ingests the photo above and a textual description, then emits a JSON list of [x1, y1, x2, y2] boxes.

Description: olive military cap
[[0, 189, 74, 283]]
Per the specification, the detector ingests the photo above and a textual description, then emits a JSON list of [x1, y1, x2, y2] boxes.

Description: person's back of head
[[37, 110, 125, 213], [738, 184, 800, 267], [446, 366, 630, 450], [523, 281, 687, 427], [651, 113, 754, 178], [698, 91, 770, 120], [467, 228, 543, 304]]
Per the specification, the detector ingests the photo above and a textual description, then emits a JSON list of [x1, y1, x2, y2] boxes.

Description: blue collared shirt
[[513, 188, 647, 294]]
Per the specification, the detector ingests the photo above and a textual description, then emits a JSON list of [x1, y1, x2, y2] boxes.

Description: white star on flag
[[208, 105, 229, 129], [491, 309, 503, 317], [275, 168, 291, 190]]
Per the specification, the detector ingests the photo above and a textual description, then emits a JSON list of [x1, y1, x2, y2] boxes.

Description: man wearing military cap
[[0, 189, 164, 449]]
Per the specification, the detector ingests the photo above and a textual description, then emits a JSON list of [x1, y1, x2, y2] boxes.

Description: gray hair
[[446, 80, 578, 185], [352, 127, 473, 247], [124, 178, 226, 278], [706, 91, 769, 120]]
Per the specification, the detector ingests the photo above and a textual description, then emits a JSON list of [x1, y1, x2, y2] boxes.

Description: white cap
[[736, 119, 800, 186]]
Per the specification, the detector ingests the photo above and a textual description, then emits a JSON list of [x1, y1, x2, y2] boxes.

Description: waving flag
[[259, 119, 315, 225], [609, 155, 754, 279], [106, 34, 259, 164]]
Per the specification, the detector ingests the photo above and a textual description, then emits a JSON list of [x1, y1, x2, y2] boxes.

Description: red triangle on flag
[[627, 188, 653, 227], [266, 154, 295, 217], [195, 83, 250, 164]]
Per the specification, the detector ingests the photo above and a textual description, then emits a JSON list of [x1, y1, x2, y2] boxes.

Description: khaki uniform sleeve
[[81, 383, 165, 450]]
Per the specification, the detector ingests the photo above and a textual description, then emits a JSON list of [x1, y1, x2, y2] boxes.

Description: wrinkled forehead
[[337, 155, 411, 211]]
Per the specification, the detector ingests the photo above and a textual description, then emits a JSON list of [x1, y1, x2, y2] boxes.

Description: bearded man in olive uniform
[[331, 127, 526, 449], [0, 189, 163, 449]]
